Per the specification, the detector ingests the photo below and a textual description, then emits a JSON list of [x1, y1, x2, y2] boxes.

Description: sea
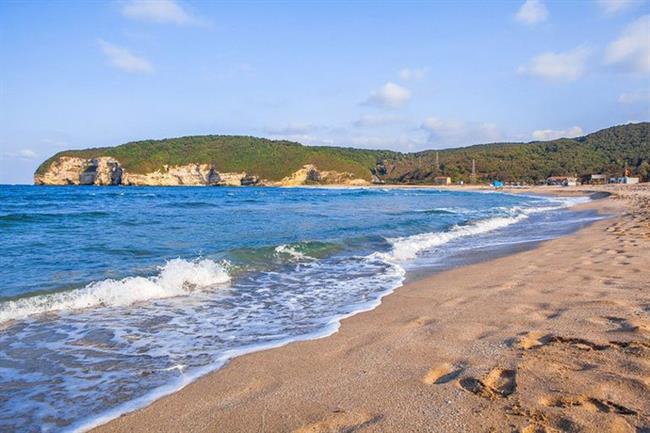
[[0, 185, 603, 432]]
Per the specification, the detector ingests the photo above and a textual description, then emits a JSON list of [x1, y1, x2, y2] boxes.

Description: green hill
[[35, 122, 649, 184], [382, 122, 649, 183], [35, 136, 398, 182]]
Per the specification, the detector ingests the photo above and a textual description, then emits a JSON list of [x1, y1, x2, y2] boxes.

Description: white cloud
[[262, 123, 338, 146], [399, 67, 429, 81], [19, 149, 38, 159], [515, 0, 549, 25], [422, 117, 503, 146], [518, 46, 591, 81], [605, 15, 650, 73], [531, 126, 583, 141], [353, 114, 405, 127], [98, 40, 153, 73], [347, 135, 426, 150], [265, 123, 319, 135], [363, 82, 411, 108], [619, 90, 650, 103], [121, 0, 203, 25], [597, 0, 638, 15], [1, 149, 39, 160]]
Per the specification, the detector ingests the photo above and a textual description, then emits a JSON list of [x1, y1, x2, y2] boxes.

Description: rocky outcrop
[[123, 164, 223, 186], [79, 158, 123, 185], [35, 156, 262, 186], [274, 164, 369, 186], [217, 172, 248, 186], [35, 158, 369, 187], [35, 157, 123, 185], [276, 164, 321, 186], [240, 174, 260, 186]]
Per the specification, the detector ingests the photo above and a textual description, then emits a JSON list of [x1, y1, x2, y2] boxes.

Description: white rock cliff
[[35, 158, 368, 186]]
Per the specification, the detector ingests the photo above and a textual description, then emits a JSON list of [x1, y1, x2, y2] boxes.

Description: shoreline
[[70, 190, 593, 432], [85, 184, 644, 431]]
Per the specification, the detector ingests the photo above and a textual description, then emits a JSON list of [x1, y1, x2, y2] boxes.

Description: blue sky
[[1, 0, 649, 184]]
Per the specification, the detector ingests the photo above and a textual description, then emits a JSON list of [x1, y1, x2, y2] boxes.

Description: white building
[[610, 176, 640, 184]]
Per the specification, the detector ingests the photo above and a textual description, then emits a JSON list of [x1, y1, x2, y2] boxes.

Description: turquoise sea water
[[0, 186, 601, 432]]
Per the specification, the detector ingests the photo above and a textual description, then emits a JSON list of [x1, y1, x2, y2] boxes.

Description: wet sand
[[93, 184, 649, 433]]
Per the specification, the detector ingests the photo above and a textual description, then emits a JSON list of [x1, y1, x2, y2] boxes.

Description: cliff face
[[272, 165, 369, 186], [34, 157, 85, 185], [34, 157, 122, 185], [124, 164, 223, 186], [34, 158, 367, 187]]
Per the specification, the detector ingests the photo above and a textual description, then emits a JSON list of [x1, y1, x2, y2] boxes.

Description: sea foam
[[387, 196, 588, 261], [0, 258, 230, 323], [388, 214, 529, 261], [274, 244, 311, 261]]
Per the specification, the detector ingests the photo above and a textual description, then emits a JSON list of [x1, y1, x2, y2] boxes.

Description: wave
[[164, 201, 214, 208], [386, 196, 589, 261], [0, 211, 111, 224], [414, 207, 465, 215], [387, 214, 528, 261], [274, 244, 312, 260], [0, 258, 230, 323]]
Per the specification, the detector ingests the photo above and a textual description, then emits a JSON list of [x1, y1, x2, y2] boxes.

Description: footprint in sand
[[292, 410, 380, 433], [521, 424, 559, 433], [540, 395, 637, 416], [549, 336, 610, 351], [458, 367, 516, 399], [609, 340, 650, 355], [605, 316, 650, 334], [422, 363, 464, 385], [513, 331, 649, 355], [513, 331, 554, 350]]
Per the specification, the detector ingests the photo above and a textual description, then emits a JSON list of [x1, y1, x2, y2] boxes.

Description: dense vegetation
[[35, 136, 398, 181], [36, 123, 649, 183], [385, 122, 649, 183]]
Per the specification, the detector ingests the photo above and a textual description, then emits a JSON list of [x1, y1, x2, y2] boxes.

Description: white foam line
[[0, 258, 231, 323], [386, 194, 591, 261], [68, 256, 406, 433], [387, 214, 528, 261]]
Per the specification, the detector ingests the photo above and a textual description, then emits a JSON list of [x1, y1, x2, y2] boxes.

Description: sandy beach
[[93, 184, 649, 433]]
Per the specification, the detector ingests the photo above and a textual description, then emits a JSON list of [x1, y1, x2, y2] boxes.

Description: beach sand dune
[[94, 185, 650, 433]]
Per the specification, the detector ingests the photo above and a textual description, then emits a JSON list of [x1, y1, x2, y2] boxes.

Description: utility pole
[[470, 159, 477, 184], [435, 152, 439, 171]]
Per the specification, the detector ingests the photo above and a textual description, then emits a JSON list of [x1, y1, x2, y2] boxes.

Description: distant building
[[610, 176, 640, 184], [588, 174, 607, 185], [434, 176, 451, 185], [546, 176, 577, 186]]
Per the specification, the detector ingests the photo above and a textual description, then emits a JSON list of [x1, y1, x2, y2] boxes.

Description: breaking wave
[[0, 258, 231, 323], [386, 197, 589, 262], [387, 214, 529, 261], [274, 244, 312, 261]]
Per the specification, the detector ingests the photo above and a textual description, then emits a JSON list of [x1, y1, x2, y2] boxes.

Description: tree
[[638, 160, 650, 182]]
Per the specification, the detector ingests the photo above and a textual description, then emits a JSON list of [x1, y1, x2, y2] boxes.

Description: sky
[[1, 0, 649, 184]]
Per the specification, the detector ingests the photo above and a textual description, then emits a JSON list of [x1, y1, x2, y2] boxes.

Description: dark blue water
[[0, 186, 600, 432]]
